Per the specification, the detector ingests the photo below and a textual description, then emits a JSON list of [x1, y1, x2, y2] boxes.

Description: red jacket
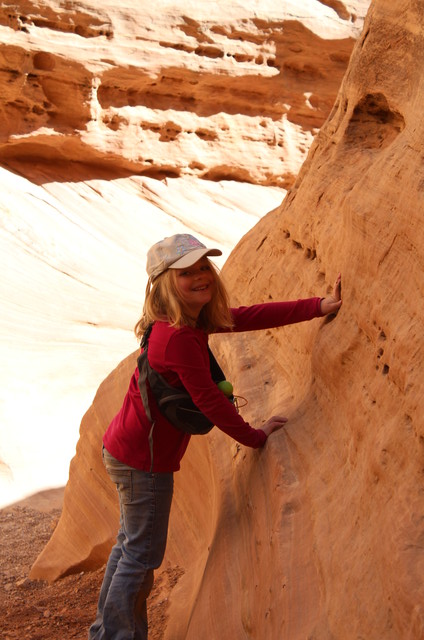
[[103, 298, 323, 472]]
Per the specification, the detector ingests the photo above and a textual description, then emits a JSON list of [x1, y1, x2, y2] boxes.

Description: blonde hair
[[134, 259, 234, 340]]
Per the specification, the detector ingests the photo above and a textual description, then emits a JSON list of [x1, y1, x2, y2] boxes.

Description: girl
[[89, 233, 342, 640]]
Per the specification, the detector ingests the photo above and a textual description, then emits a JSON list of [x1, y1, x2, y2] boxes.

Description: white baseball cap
[[146, 234, 222, 280]]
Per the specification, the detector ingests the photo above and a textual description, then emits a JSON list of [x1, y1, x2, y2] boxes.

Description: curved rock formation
[[205, 1, 424, 637]]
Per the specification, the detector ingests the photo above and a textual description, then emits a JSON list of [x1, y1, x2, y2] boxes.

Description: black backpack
[[137, 324, 229, 435]]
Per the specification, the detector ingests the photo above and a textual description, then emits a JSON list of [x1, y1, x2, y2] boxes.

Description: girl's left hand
[[320, 273, 342, 315]]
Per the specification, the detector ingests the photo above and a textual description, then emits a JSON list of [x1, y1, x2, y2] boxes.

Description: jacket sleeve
[[220, 297, 323, 333], [164, 330, 267, 449]]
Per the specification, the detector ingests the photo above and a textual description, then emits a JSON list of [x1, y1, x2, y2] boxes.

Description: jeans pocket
[[114, 473, 133, 504], [103, 447, 134, 502]]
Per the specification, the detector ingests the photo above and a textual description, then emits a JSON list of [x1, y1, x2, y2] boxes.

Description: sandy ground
[[0, 488, 181, 640]]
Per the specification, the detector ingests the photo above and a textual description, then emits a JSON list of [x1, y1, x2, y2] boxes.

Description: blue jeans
[[88, 447, 174, 640]]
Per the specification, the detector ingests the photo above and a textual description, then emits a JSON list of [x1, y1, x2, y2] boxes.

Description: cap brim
[[169, 247, 222, 269]]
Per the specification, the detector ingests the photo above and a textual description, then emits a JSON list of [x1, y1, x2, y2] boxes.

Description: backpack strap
[[138, 323, 154, 424], [137, 324, 157, 470], [138, 323, 226, 424], [208, 346, 225, 384], [140, 322, 153, 350]]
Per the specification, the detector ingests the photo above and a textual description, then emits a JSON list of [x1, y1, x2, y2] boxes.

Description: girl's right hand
[[320, 273, 342, 315], [261, 415, 288, 437]]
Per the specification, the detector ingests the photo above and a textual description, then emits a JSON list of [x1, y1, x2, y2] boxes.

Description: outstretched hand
[[261, 415, 288, 437], [320, 273, 342, 316]]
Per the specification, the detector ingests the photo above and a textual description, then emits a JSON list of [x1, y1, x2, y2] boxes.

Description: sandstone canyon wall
[[11, 1, 424, 639], [205, 2, 424, 637], [0, 0, 366, 187]]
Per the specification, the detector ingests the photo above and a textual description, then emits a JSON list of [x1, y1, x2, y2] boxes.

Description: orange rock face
[[208, 2, 424, 638], [26, 0, 424, 638]]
